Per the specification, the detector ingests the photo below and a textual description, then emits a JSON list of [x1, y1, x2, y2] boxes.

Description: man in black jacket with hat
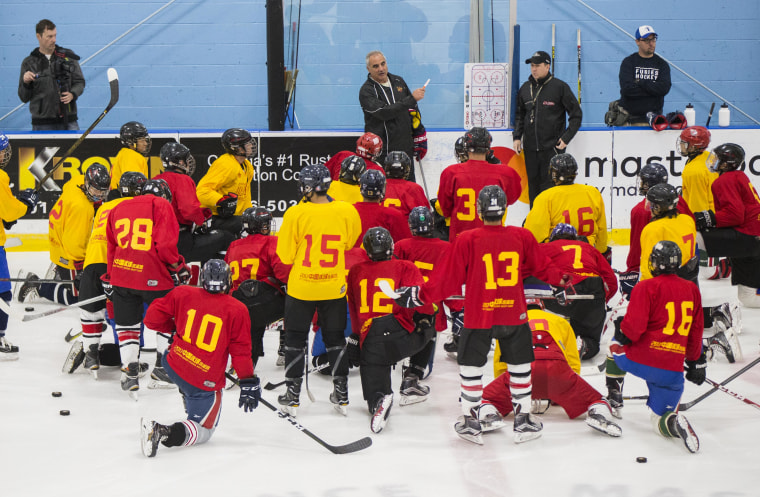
[[513, 50, 582, 207]]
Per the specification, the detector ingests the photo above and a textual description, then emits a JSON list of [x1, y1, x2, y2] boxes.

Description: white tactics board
[[464, 63, 509, 129]]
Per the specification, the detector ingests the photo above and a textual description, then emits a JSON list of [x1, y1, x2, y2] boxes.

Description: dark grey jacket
[[359, 73, 418, 160], [18, 46, 85, 126]]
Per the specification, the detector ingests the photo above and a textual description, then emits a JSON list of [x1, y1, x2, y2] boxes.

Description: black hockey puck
[[636, 456, 647, 463], [25, 307, 34, 312], [59, 410, 70, 416], [52, 391, 62, 397]]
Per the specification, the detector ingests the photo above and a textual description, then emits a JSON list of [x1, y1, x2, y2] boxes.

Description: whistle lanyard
[[528, 75, 552, 124]]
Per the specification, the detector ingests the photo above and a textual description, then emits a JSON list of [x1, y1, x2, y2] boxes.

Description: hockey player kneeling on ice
[[481, 298, 621, 438], [605, 241, 704, 453], [140, 259, 258, 457], [346, 227, 436, 434], [392, 185, 571, 445], [694, 144, 760, 306]]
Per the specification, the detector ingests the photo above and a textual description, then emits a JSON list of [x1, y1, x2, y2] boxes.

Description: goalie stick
[[225, 372, 372, 454], [34, 68, 119, 192]]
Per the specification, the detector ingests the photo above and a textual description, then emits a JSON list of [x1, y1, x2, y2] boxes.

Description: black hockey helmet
[[242, 206, 273, 235], [477, 185, 507, 221], [646, 183, 678, 219], [141, 178, 172, 203], [118, 171, 147, 198], [408, 206, 435, 237], [298, 164, 332, 198], [707, 143, 745, 173], [649, 240, 681, 277], [549, 153, 578, 185], [119, 121, 151, 154], [200, 259, 232, 294], [221, 128, 256, 157], [83, 163, 111, 203], [550, 223, 578, 241], [160, 141, 196, 176], [0, 132, 11, 170], [638, 162, 668, 195], [339, 155, 367, 185], [384, 151, 411, 179], [363, 227, 394, 261], [463, 127, 492, 154], [454, 136, 468, 162], [359, 169, 386, 200]]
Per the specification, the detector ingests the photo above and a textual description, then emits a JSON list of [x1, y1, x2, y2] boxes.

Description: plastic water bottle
[[684, 103, 695, 127], [719, 103, 730, 127]]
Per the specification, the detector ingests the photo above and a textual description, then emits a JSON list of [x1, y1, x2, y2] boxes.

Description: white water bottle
[[719, 103, 730, 127], [684, 103, 695, 127]]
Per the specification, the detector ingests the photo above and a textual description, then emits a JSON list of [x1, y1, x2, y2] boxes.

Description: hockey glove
[[613, 316, 632, 345], [413, 310, 436, 334], [346, 333, 361, 368], [16, 188, 39, 213], [238, 279, 262, 299], [394, 285, 423, 308], [238, 376, 261, 412], [694, 210, 717, 231], [413, 130, 428, 160], [685, 352, 707, 386], [602, 247, 613, 265], [647, 112, 669, 131], [216, 193, 238, 218], [618, 271, 639, 299], [666, 111, 687, 130], [3, 220, 16, 230], [100, 273, 114, 299], [450, 309, 464, 339], [170, 259, 192, 286]]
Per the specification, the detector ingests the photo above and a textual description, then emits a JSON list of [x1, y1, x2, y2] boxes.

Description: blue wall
[[1, 0, 758, 133]]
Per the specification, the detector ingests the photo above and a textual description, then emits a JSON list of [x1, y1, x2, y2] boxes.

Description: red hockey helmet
[[356, 132, 383, 160], [677, 126, 711, 156]]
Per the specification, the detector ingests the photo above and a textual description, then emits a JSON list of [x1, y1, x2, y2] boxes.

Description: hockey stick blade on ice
[[35, 68, 119, 192], [679, 355, 760, 411], [265, 361, 330, 390], [225, 372, 372, 454]]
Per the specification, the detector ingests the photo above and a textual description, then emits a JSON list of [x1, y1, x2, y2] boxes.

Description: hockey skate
[[705, 304, 742, 363], [370, 394, 393, 433], [149, 366, 177, 389], [530, 399, 551, 414], [0, 336, 20, 361], [606, 377, 624, 419], [83, 344, 100, 379], [669, 413, 700, 453], [121, 362, 140, 400], [399, 374, 430, 406], [443, 334, 458, 358], [278, 377, 302, 417], [454, 412, 483, 445], [62, 340, 85, 373], [330, 375, 349, 415], [585, 400, 622, 437], [476, 403, 506, 432], [513, 404, 543, 444], [17, 273, 40, 303], [276, 323, 285, 367], [140, 417, 171, 457]]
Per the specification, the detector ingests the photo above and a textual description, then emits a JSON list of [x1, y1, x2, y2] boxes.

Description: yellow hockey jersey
[[84, 196, 129, 267], [49, 177, 95, 268], [196, 153, 255, 216], [109, 147, 149, 190], [639, 213, 697, 280], [681, 151, 718, 213], [0, 169, 29, 247]]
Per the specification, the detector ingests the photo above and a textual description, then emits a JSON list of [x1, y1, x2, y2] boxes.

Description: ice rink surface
[[2, 249, 759, 497]]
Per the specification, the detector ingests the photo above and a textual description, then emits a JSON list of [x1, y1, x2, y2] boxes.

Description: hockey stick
[[265, 360, 330, 390], [551, 24, 556, 75], [705, 102, 716, 127], [679, 355, 760, 411], [22, 294, 106, 322], [623, 395, 648, 401], [416, 157, 431, 200], [377, 280, 593, 302], [0, 277, 75, 284], [577, 29, 582, 104], [304, 346, 316, 402], [225, 372, 372, 454], [34, 68, 119, 192], [704, 377, 760, 412]]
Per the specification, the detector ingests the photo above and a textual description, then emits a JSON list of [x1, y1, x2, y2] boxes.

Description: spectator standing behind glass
[[18, 19, 85, 131], [513, 51, 582, 207], [618, 25, 671, 125], [359, 50, 427, 182]]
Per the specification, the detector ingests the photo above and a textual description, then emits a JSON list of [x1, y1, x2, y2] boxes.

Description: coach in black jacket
[[359, 51, 425, 180], [513, 50, 582, 207]]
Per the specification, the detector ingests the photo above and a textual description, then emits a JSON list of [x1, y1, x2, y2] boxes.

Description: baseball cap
[[635, 25, 657, 40], [525, 50, 551, 65]]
